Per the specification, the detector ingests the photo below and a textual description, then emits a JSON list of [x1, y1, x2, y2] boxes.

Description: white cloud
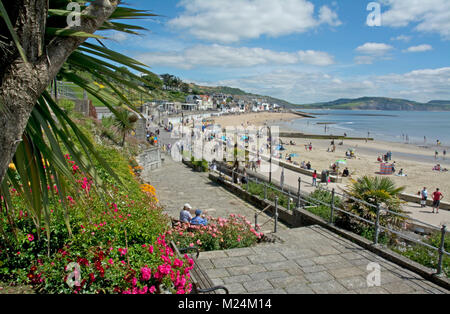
[[318, 5, 342, 27], [391, 35, 412, 42], [168, 0, 341, 43], [403, 44, 433, 53], [354, 42, 394, 64], [297, 50, 335, 66], [354, 56, 376, 65], [356, 42, 394, 56], [136, 45, 335, 69], [381, 0, 450, 39], [107, 32, 128, 42], [205, 67, 450, 104]]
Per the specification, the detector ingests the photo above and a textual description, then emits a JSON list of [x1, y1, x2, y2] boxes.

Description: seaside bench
[[170, 241, 229, 294]]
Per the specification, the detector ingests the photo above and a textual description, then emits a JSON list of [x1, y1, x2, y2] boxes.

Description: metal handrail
[[213, 165, 448, 275]]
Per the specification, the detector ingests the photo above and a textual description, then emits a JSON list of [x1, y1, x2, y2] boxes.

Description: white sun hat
[[184, 203, 192, 210]]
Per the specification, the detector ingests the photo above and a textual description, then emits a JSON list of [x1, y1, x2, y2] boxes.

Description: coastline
[[212, 111, 449, 196]]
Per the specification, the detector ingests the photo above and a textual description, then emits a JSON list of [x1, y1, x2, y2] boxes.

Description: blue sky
[[101, 0, 450, 104]]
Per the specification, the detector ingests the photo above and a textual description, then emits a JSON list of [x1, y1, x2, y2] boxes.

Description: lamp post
[[268, 126, 272, 184]]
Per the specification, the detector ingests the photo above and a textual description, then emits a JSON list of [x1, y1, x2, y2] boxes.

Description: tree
[[142, 72, 163, 91], [0, 0, 156, 248], [181, 82, 190, 93], [337, 176, 406, 235], [114, 108, 138, 146]]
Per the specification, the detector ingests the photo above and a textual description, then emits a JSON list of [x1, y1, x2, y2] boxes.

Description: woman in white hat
[[180, 203, 193, 223]]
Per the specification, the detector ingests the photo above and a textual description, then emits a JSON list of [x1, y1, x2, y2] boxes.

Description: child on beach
[[420, 187, 428, 208], [312, 171, 317, 187]]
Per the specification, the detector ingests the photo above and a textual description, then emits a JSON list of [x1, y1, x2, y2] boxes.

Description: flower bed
[[166, 214, 264, 252], [0, 152, 195, 293]]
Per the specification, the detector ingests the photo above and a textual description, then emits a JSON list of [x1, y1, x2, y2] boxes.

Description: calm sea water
[[281, 109, 450, 146]]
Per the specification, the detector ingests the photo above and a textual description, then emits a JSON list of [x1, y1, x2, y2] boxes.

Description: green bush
[[244, 181, 292, 209], [393, 233, 449, 278], [58, 99, 75, 113]]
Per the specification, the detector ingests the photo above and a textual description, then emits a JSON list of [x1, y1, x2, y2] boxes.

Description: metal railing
[[213, 163, 449, 276]]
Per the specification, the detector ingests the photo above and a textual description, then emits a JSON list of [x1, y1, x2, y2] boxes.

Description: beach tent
[[380, 163, 393, 175]]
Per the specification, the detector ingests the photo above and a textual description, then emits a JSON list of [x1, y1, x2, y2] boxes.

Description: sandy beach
[[212, 111, 450, 197], [278, 137, 450, 196], [213, 111, 300, 128]]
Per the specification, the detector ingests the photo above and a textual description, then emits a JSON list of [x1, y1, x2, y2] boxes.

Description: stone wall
[[135, 118, 147, 142], [138, 147, 162, 174], [74, 99, 90, 116], [399, 193, 450, 211]]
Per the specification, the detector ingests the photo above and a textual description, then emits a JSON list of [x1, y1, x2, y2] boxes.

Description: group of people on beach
[[419, 188, 444, 214], [434, 149, 447, 160]]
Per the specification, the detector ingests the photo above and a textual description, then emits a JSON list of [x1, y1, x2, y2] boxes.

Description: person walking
[[420, 187, 428, 208], [432, 188, 444, 214], [443, 149, 447, 160], [312, 170, 318, 187]]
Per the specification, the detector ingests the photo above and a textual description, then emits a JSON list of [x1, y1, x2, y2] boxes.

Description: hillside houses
[[139, 93, 283, 120]]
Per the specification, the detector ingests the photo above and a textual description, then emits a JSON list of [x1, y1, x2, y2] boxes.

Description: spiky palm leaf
[[0, 0, 157, 252], [344, 176, 406, 228]]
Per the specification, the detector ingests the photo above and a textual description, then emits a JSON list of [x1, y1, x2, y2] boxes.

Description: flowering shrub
[[0, 152, 194, 294], [166, 214, 264, 252], [29, 235, 194, 294], [140, 184, 158, 202]]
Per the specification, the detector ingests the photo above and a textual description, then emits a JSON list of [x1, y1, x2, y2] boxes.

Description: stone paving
[[140, 139, 448, 294], [143, 156, 285, 233], [199, 225, 448, 294]]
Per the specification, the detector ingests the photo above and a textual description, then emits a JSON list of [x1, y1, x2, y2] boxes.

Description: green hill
[[300, 97, 450, 111]]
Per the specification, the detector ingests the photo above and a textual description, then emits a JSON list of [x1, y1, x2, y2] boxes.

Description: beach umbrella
[[335, 160, 347, 167]]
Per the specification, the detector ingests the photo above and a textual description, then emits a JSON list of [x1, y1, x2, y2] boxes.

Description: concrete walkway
[[142, 156, 285, 234], [253, 158, 450, 228], [140, 153, 448, 294], [198, 225, 448, 294]]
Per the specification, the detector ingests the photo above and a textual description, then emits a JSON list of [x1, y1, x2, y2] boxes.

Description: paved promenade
[[253, 158, 450, 228], [141, 152, 448, 294], [143, 156, 285, 233], [199, 226, 448, 294]]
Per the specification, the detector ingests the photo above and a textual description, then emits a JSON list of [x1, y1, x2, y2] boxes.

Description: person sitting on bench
[[191, 209, 208, 226], [180, 204, 193, 223]]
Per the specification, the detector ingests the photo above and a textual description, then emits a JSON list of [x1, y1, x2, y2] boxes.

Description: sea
[[278, 109, 450, 147]]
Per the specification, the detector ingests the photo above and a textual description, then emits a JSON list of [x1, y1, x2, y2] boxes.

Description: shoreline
[[211, 111, 449, 196]]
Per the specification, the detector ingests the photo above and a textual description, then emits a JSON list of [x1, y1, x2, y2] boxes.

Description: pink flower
[[173, 258, 184, 268], [189, 243, 194, 247], [141, 267, 152, 281], [148, 245, 154, 254], [27, 234, 34, 242], [149, 286, 156, 294], [108, 258, 114, 265]]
